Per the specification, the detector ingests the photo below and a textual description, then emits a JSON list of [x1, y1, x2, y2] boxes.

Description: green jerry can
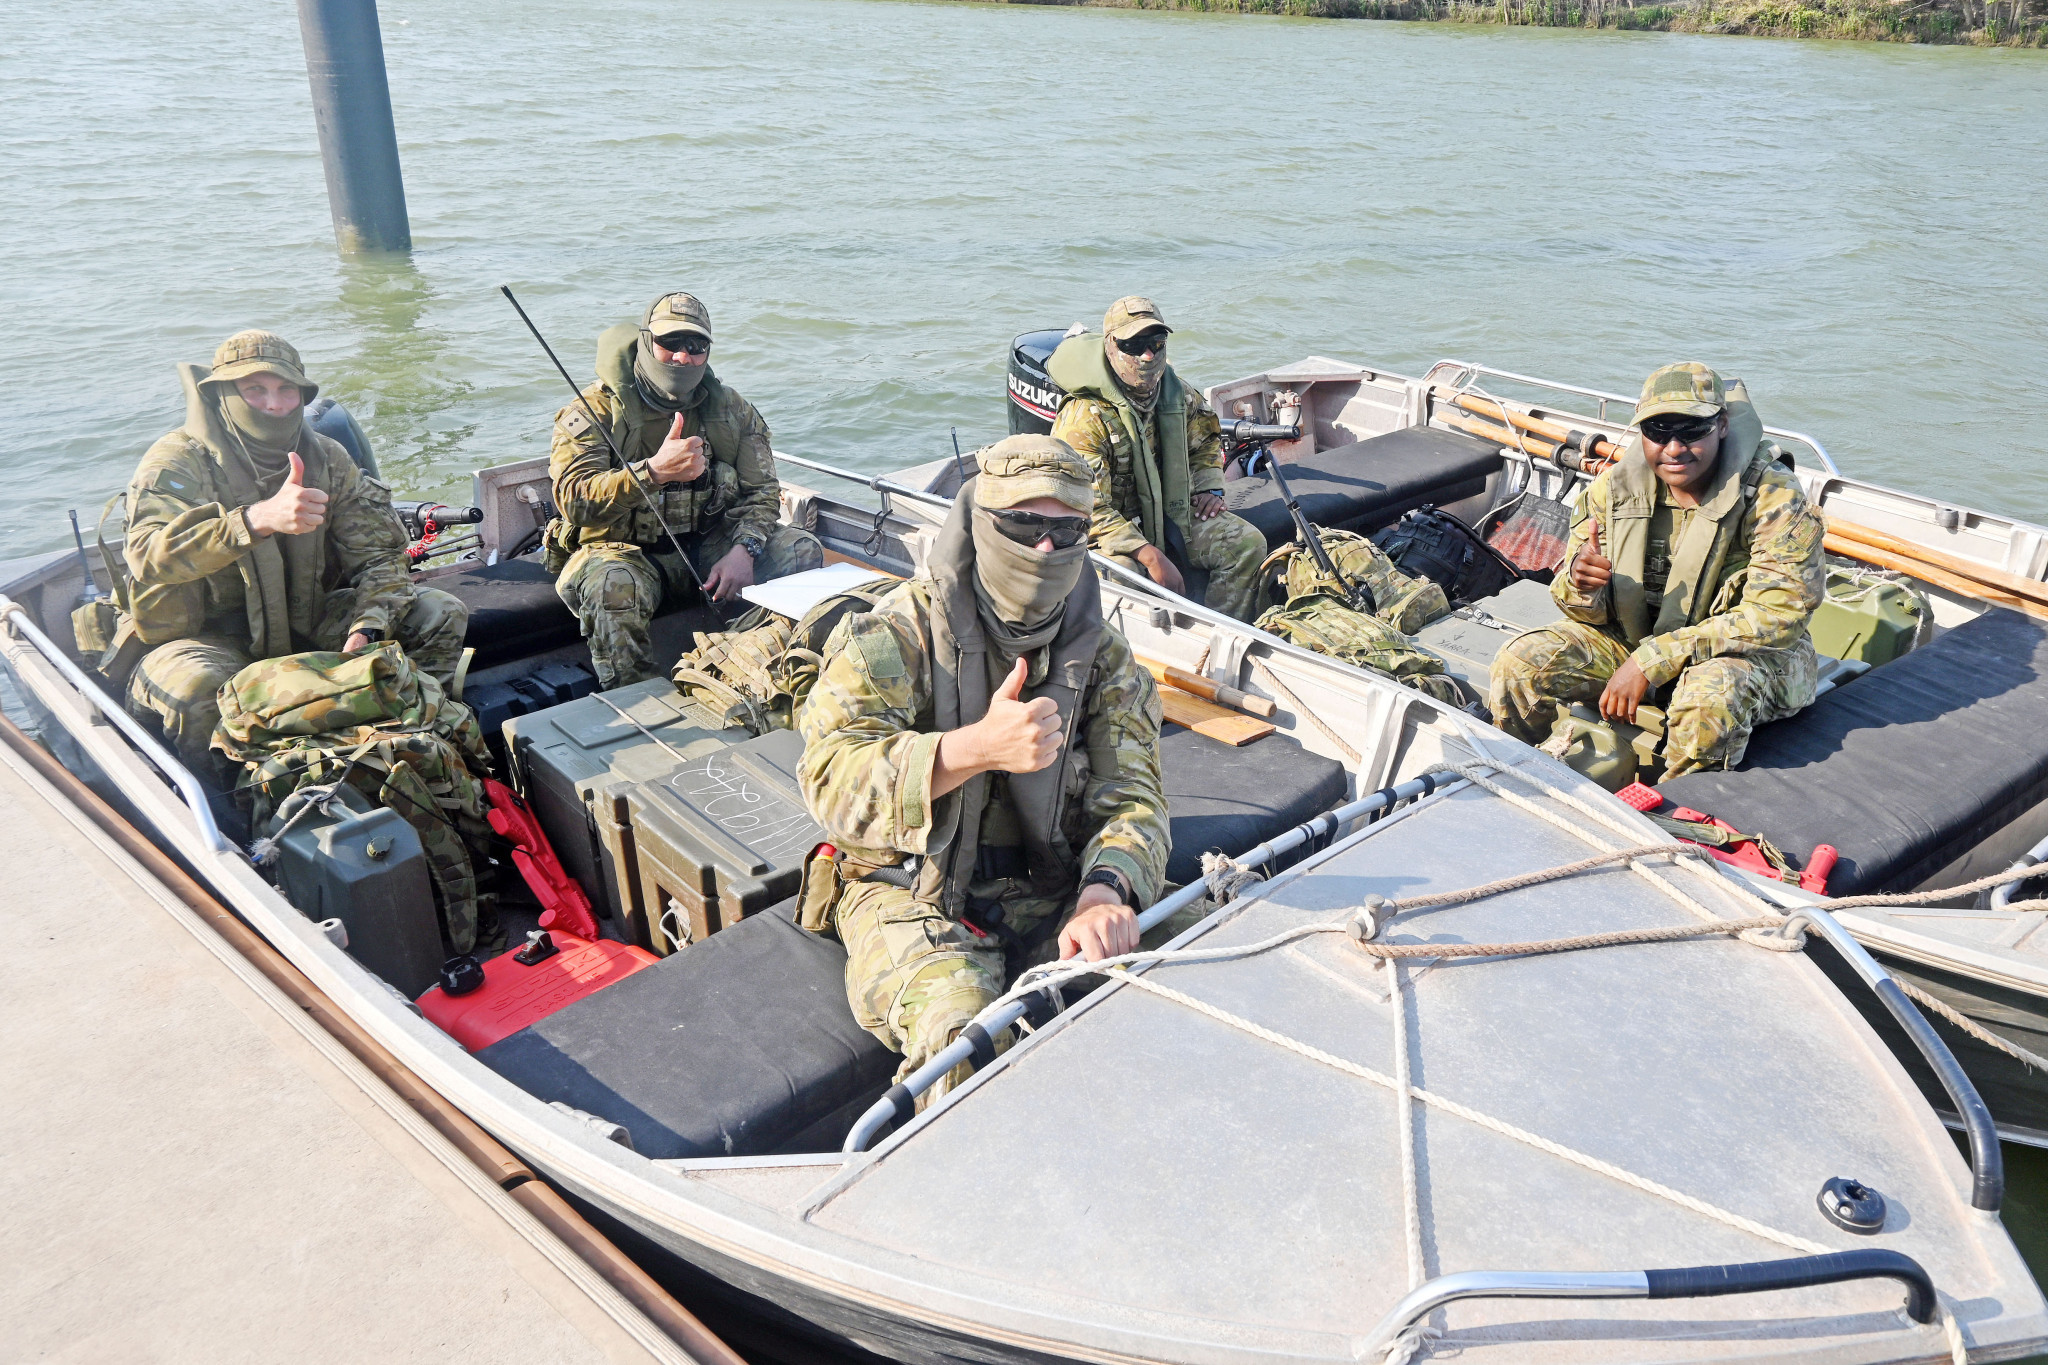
[[1552, 701, 1667, 793], [1809, 567, 1928, 666], [503, 677, 742, 951]]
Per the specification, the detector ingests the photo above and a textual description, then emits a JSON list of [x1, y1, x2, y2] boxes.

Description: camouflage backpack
[[1259, 528, 1451, 635], [213, 642, 500, 954], [671, 575, 897, 735]]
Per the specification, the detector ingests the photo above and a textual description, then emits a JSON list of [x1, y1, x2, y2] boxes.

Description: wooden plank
[[1158, 685, 1275, 746]]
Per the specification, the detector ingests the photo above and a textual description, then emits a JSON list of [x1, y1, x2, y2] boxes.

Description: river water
[[9, 0, 2048, 1342]]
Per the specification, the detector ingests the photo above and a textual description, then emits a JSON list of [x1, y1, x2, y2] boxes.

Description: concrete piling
[[297, 0, 412, 254]]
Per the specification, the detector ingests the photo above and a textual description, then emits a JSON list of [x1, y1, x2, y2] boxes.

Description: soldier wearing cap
[[118, 330, 467, 767], [545, 291, 822, 688], [1044, 297, 1268, 621], [795, 433, 1171, 1100], [1489, 363, 1826, 777]]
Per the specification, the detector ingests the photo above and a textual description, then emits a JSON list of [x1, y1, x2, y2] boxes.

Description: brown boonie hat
[[1102, 296, 1172, 343], [974, 434, 1094, 515], [207, 330, 317, 399], [644, 291, 712, 343], [1633, 362, 1726, 423]]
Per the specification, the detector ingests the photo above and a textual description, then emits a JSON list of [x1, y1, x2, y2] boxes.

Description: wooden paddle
[[1825, 516, 2048, 610]]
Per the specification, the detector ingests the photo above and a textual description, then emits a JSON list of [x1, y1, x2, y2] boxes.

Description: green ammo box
[[1810, 568, 1928, 667], [503, 677, 741, 950], [626, 727, 824, 954]]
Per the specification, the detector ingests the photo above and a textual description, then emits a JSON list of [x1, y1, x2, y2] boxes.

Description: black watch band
[[738, 533, 767, 560], [1081, 866, 1128, 901], [354, 627, 386, 643]]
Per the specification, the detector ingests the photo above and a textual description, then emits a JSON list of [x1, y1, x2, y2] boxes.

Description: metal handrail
[[1422, 359, 1841, 475], [1780, 903, 2003, 1211], [840, 770, 1459, 1154], [1359, 1251, 1936, 1358], [0, 597, 232, 854], [1987, 831, 2048, 911]]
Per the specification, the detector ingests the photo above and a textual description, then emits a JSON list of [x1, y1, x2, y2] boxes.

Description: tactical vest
[[671, 575, 899, 735], [1045, 334, 1193, 551]]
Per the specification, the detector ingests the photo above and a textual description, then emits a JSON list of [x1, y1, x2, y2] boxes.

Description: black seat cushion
[[478, 907, 896, 1159], [1160, 724, 1348, 886], [439, 559, 581, 670], [1223, 426, 1505, 549], [1659, 608, 2048, 895]]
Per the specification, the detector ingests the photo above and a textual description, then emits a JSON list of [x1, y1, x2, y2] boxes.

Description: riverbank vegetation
[[1001, 0, 2047, 44]]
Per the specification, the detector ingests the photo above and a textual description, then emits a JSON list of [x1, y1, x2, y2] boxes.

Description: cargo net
[[975, 758, 2048, 1365]]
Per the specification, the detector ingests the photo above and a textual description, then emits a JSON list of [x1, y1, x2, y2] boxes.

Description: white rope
[[1251, 656, 1361, 764], [1900, 978, 2048, 1075]]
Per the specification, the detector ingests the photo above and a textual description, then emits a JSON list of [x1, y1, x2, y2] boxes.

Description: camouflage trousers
[[125, 587, 469, 768], [1489, 620, 1819, 778], [555, 525, 823, 689], [1102, 511, 1268, 623], [835, 877, 1205, 1108]]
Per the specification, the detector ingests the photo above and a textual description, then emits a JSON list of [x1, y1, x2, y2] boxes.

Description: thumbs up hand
[[649, 413, 707, 484], [246, 451, 331, 538], [972, 656, 1063, 774], [1569, 516, 1612, 594]]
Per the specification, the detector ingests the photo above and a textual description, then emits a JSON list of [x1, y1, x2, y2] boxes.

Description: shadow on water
[[1998, 1142, 2048, 1365], [324, 253, 478, 500]]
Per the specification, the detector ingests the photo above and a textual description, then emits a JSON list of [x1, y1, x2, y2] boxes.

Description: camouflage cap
[[974, 434, 1094, 514], [1633, 362, 1725, 423], [644, 291, 712, 343], [207, 330, 317, 400], [1102, 296, 1172, 343]]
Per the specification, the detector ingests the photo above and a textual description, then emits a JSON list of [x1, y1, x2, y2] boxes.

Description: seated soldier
[[548, 291, 822, 688], [122, 330, 467, 768], [796, 435, 1169, 1100], [1490, 363, 1826, 778], [1046, 297, 1267, 621]]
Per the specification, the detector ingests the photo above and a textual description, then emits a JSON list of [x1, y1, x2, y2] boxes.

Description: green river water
[[7, 0, 2048, 1346]]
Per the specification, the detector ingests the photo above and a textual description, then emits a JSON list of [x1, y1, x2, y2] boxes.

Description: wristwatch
[[353, 627, 386, 643], [1080, 866, 1129, 902], [737, 533, 767, 560]]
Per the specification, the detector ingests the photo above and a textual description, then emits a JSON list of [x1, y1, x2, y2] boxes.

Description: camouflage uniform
[[1046, 299, 1267, 622], [549, 295, 821, 689], [1490, 366, 1825, 777], [119, 332, 465, 767], [796, 437, 1170, 1099]]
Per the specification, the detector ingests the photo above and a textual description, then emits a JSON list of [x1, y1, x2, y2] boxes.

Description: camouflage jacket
[[1048, 343, 1225, 561], [795, 579, 1170, 910], [124, 424, 412, 653], [1554, 449, 1825, 689], [550, 326, 781, 552]]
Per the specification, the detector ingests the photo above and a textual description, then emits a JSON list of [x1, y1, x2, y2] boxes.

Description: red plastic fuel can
[[418, 932, 659, 1052]]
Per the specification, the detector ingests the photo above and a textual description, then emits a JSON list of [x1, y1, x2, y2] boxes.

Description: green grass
[[1001, 0, 2048, 45]]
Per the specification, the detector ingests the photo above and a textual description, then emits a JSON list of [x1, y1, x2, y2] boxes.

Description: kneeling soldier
[[1490, 363, 1826, 778], [547, 290, 822, 688], [797, 435, 1170, 1100], [122, 330, 466, 767]]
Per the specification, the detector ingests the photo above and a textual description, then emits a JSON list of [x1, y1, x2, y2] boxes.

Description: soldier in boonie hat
[[973, 433, 1094, 515], [205, 329, 319, 401]]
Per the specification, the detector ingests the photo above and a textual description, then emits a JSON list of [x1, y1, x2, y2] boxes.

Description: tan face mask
[[970, 506, 1087, 645], [1107, 337, 1165, 402]]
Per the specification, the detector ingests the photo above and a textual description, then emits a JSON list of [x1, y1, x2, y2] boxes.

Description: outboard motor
[[307, 396, 380, 478], [1006, 328, 1074, 436]]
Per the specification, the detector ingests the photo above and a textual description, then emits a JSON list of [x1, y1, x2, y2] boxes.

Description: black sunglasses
[[1640, 414, 1718, 445], [1114, 330, 1169, 357], [988, 508, 1089, 549], [651, 332, 710, 357]]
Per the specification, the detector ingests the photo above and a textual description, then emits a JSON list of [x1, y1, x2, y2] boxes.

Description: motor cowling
[[1006, 328, 1072, 436]]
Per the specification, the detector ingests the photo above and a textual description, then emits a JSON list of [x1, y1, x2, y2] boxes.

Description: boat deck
[[0, 748, 678, 1365]]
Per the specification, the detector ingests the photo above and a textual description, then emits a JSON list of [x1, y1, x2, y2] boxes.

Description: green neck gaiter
[[217, 392, 306, 480], [633, 340, 709, 412]]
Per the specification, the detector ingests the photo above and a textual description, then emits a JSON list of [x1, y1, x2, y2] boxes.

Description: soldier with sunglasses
[[545, 291, 822, 688], [1045, 297, 1268, 621], [796, 434, 1170, 1103], [1489, 363, 1825, 777]]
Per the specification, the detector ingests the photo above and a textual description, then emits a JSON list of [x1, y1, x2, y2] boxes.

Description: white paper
[[738, 561, 894, 619]]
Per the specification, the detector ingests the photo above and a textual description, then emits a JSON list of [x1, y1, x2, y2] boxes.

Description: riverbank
[[997, 0, 2046, 45]]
